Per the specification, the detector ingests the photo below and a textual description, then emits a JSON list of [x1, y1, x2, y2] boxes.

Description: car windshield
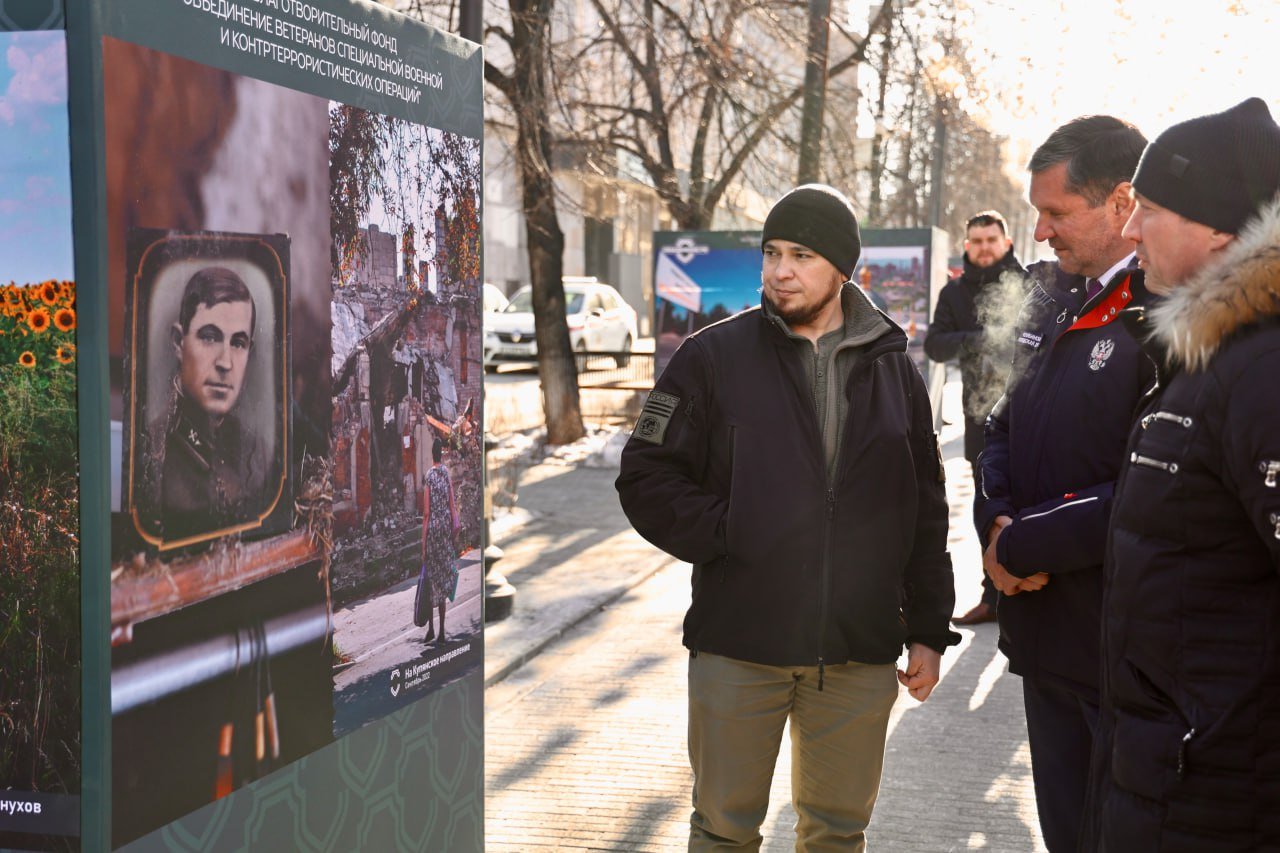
[[504, 289, 585, 315]]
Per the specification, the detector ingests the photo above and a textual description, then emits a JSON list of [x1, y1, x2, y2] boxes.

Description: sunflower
[[18, 351, 35, 368], [54, 344, 75, 364], [3, 287, 22, 309], [39, 281, 58, 305], [27, 307, 51, 334], [53, 307, 76, 332]]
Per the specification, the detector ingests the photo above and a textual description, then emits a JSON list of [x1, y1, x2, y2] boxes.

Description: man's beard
[[969, 251, 1002, 269], [774, 278, 843, 327]]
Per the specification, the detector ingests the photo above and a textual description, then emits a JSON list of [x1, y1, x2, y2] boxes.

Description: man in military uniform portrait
[[141, 266, 271, 542]]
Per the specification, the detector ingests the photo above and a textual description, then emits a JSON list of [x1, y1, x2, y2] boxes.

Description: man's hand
[[897, 643, 942, 702], [983, 518, 1050, 595], [1015, 572, 1050, 592], [986, 515, 1013, 547]]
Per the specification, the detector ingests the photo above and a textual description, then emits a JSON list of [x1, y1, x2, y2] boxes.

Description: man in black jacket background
[[973, 116, 1153, 852], [617, 184, 957, 851], [925, 210, 1026, 625]]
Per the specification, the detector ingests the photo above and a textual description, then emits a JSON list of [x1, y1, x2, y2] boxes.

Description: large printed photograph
[[327, 103, 484, 737], [0, 27, 82, 850], [101, 32, 484, 845], [103, 38, 334, 847]]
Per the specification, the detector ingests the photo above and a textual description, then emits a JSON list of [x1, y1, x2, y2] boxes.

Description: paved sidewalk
[[484, 380, 1047, 851]]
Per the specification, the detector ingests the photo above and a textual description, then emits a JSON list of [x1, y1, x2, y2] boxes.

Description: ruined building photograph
[[326, 104, 484, 736]]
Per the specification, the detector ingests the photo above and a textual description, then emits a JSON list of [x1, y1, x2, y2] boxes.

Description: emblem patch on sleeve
[[632, 391, 681, 445]]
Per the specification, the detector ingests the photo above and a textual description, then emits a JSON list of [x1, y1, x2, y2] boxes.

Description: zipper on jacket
[[1177, 727, 1197, 779], [816, 488, 836, 692], [723, 424, 736, 582], [1141, 410, 1193, 429], [1130, 452, 1178, 474], [1260, 459, 1280, 488]]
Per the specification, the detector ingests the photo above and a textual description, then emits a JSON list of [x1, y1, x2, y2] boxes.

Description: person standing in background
[[925, 210, 1026, 626]]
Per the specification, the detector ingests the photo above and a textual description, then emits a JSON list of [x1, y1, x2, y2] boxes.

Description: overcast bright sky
[[969, 0, 1275, 156]]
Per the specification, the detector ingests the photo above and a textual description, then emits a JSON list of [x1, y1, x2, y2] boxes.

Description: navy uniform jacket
[[975, 260, 1154, 698]]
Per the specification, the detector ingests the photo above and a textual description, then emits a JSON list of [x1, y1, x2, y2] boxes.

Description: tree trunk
[[797, 0, 831, 184], [509, 0, 584, 445], [869, 15, 892, 221]]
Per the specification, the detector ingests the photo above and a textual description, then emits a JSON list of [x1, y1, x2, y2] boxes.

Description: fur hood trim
[[1150, 197, 1280, 371]]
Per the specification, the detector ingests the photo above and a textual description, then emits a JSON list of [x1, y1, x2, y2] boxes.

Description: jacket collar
[[761, 282, 900, 354], [1148, 197, 1280, 372]]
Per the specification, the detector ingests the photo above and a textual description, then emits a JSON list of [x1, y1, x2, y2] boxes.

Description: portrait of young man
[[125, 232, 290, 548]]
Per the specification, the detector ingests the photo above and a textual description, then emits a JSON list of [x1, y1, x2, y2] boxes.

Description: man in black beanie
[[1085, 97, 1280, 850], [617, 184, 958, 849]]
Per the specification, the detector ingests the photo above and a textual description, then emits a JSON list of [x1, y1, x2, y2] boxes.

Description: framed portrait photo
[[122, 228, 292, 551]]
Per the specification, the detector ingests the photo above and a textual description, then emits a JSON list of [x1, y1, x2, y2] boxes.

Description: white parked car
[[484, 278, 638, 368], [482, 282, 509, 313]]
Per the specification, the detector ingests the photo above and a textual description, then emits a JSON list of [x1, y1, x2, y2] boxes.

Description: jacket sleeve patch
[[632, 391, 681, 445]]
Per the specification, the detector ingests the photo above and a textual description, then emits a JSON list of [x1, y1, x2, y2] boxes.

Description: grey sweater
[[763, 283, 891, 480]]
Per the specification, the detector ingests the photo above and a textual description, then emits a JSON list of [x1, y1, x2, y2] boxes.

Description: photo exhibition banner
[[0, 4, 83, 850], [78, 0, 484, 848], [653, 229, 940, 382]]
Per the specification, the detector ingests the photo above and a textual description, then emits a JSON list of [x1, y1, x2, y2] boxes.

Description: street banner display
[[653, 228, 946, 420], [854, 244, 930, 378], [0, 11, 83, 850], [85, 0, 484, 848], [653, 231, 761, 374]]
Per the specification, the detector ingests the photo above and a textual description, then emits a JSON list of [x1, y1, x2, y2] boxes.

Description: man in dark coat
[[973, 116, 1153, 853], [1085, 98, 1280, 851], [617, 184, 958, 850], [925, 210, 1025, 625]]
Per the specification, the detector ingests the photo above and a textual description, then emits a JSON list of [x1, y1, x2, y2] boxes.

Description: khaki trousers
[[687, 651, 899, 852]]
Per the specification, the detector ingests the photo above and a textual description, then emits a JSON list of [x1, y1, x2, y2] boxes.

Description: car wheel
[[614, 334, 632, 368]]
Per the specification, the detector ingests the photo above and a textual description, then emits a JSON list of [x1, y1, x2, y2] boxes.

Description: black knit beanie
[[1132, 97, 1280, 233], [761, 184, 862, 278]]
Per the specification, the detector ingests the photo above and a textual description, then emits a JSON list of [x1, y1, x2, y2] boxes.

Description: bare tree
[[857, 2, 1030, 247], [561, 0, 895, 229]]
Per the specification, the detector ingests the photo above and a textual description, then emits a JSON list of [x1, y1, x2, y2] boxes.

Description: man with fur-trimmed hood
[[1086, 98, 1280, 849]]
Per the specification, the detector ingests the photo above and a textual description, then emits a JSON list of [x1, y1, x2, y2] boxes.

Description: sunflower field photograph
[[0, 278, 81, 802], [0, 25, 83, 849]]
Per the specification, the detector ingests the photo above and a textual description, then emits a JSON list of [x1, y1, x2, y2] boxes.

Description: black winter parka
[[1087, 201, 1280, 851], [616, 301, 957, 669]]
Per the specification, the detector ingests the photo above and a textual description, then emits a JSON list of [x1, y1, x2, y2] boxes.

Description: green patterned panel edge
[[0, 0, 64, 30], [120, 673, 483, 853]]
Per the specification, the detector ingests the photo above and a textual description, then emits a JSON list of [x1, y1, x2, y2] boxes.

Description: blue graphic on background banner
[[653, 231, 762, 373]]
